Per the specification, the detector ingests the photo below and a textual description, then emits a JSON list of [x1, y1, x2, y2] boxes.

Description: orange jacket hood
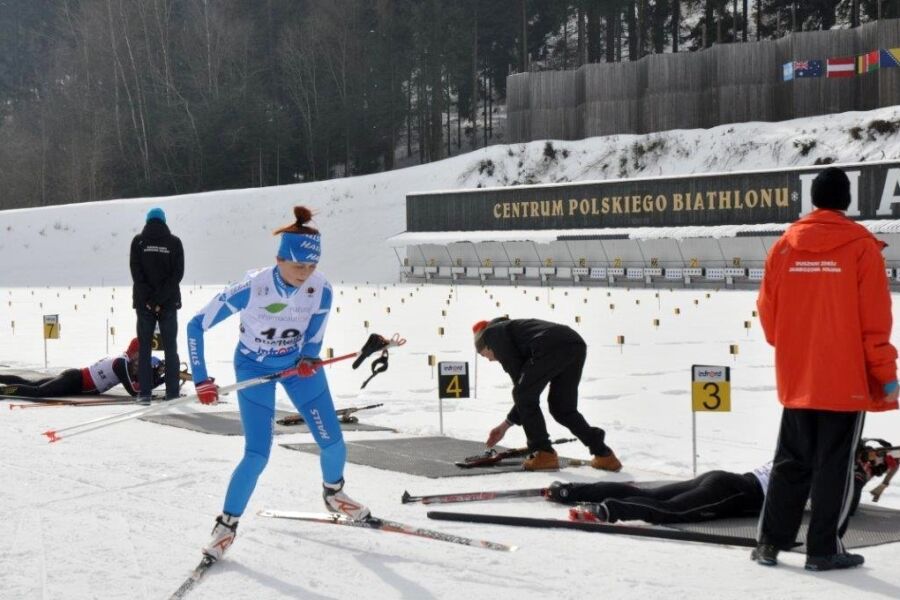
[[783, 209, 885, 254]]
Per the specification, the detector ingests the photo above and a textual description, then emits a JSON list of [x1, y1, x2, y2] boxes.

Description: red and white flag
[[827, 56, 856, 78]]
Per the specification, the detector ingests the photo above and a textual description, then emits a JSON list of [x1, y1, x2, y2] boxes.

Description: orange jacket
[[757, 209, 897, 412]]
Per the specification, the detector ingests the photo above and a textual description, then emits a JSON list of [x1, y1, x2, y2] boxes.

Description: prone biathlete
[[550, 444, 891, 526], [186, 206, 367, 564], [0, 338, 163, 399]]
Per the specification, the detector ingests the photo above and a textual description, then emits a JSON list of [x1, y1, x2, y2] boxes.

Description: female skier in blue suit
[[186, 206, 367, 562]]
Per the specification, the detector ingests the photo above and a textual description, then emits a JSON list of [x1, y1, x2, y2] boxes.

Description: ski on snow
[[258, 509, 518, 552], [426, 511, 757, 548], [168, 555, 217, 600], [401, 487, 548, 505]]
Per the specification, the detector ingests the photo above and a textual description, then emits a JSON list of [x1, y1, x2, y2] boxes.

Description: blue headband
[[278, 232, 321, 263]]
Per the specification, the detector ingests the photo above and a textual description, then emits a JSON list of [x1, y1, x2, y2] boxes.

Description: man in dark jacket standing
[[473, 317, 622, 472], [130, 207, 184, 403]]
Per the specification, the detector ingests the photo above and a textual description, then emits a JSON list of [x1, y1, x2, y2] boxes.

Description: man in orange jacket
[[753, 166, 899, 572]]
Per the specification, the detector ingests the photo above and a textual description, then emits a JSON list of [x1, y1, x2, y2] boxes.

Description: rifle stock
[[277, 403, 384, 426], [457, 437, 578, 468]]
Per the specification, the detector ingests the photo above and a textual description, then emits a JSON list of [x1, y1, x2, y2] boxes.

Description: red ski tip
[[43, 430, 60, 443]]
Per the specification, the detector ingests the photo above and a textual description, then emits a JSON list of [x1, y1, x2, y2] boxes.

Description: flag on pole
[[856, 50, 880, 74], [881, 48, 900, 69], [827, 56, 856, 78], [782, 62, 794, 81], [794, 60, 824, 78]]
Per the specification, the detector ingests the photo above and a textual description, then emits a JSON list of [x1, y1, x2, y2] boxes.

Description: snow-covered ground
[[2, 108, 900, 599], [3, 284, 900, 600]]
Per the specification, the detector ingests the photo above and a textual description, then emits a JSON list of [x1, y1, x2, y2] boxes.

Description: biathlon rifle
[[277, 403, 384, 426], [455, 437, 577, 468]]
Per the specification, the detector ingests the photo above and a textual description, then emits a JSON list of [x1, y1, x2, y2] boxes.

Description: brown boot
[[591, 450, 622, 472], [523, 450, 560, 471]]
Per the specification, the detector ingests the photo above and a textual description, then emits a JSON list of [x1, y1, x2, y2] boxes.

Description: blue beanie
[[278, 232, 321, 263], [146, 207, 166, 223]]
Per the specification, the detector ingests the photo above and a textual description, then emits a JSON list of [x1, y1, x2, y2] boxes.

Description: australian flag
[[794, 60, 824, 78]]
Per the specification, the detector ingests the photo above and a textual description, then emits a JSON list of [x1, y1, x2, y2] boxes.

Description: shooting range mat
[[280, 435, 585, 478], [668, 503, 900, 552]]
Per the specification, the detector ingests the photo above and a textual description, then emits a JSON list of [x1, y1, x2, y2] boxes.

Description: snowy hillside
[[2, 106, 900, 600], [1, 106, 898, 288]]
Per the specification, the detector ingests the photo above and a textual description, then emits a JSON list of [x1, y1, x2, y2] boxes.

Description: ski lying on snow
[[426, 511, 757, 548], [8, 399, 145, 409], [401, 487, 548, 505], [3, 395, 172, 409], [258, 510, 518, 552], [168, 555, 216, 600]]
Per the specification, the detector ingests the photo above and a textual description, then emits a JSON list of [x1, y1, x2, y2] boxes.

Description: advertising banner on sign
[[438, 362, 470, 399], [43, 314, 60, 339], [407, 161, 900, 231], [692, 365, 731, 412]]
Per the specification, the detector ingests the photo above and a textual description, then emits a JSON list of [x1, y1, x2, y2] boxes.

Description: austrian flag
[[827, 56, 856, 78]]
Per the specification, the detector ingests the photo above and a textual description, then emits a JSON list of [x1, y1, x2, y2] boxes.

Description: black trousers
[[568, 471, 764, 524], [516, 342, 608, 455], [136, 306, 180, 399], [758, 407, 864, 557], [0, 369, 83, 397]]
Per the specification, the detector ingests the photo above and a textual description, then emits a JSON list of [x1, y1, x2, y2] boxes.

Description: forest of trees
[[0, 1, 897, 208]]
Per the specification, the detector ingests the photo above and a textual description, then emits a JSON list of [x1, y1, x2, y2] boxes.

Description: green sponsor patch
[[264, 303, 288, 314]]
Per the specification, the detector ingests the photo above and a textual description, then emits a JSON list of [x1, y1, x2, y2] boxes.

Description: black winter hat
[[811, 166, 851, 211]]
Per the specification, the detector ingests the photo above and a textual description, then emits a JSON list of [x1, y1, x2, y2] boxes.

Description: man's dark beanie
[[811, 166, 851, 211]]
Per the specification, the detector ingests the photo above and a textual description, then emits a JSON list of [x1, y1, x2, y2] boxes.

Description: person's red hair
[[273, 206, 319, 236]]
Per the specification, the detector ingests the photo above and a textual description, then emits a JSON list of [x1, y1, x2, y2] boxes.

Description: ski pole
[[10, 400, 71, 410], [11, 399, 131, 410], [42, 351, 358, 443]]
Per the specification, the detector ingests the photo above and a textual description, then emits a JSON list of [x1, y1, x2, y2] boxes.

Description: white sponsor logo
[[439, 362, 467, 375], [189, 338, 200, 366], [789, 260, 842, 274], [309, 408, 330, 440]]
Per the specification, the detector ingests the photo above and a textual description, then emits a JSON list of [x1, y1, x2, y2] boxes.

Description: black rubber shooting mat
[[0, 368, 63, 379], [667, 502, 900, 552], [279, 436, 585, 478], [140, 409, 394, 436]]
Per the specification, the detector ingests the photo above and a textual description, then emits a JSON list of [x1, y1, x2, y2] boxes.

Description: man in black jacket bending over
[[474, 317, 622, 472], [130, 207, 183, 403]]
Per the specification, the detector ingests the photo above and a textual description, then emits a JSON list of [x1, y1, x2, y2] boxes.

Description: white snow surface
[[2, 108, 900, 599]]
